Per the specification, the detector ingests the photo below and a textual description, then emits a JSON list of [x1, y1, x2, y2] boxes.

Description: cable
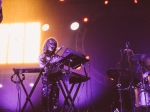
[[76, 81, 85, 112], [15, 75, 21, 112], [11, 73, 25, 84], [89, 67, 96, 112], [84, 62, 96, 112], [84, 62, 90, 112]]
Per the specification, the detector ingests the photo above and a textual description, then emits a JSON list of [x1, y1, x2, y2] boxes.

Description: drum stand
[[125, 46, 136, 112], [117, 70, 123, 112], [134, 65, 150, 112]]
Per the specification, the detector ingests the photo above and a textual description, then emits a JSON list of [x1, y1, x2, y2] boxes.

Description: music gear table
[[12, 67, 90, 112]]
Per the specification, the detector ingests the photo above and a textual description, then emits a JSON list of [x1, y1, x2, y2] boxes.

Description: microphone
[[123, 42, 132, 52], [126, 42, 130, 49], [56, 46, 64, 54], [57, 46, 64, 50]]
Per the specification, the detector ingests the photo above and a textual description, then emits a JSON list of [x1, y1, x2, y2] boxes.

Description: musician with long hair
[[39, 37, 62, 112]]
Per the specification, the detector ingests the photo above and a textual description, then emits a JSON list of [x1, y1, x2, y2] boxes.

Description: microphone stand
[[125, 43, 135, 112], [115, 59, 126, 112], [117, 69, 123, 112], [113, 49, 125, 112]]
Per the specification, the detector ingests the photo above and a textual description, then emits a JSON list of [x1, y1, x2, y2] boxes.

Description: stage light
[[24, 22, 41, 63], [134, 0, 138, 3], [0, 84, 3, 88], [76, 66, 81, 70], [29, 83, 34, 87], [70, 22, 79, 30], [85, 56, 90, 60], [83, 17, 88, 22], [0, 22, 41, 64], [104, 0, 108, 5], [110, 78, 114, 81], [0, 24, 9, 64], [42, 24, 49, 31]]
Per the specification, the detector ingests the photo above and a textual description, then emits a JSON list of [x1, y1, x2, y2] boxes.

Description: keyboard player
[[38, 37, 63, 112]]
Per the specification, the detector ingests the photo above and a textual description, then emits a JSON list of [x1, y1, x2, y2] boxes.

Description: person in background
[[0, 0, 3, 23], [38, 37, 62, 112]]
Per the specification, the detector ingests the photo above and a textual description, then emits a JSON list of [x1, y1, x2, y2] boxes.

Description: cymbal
[[107, 54, 150, 83], [130, 54, 147, 63], [128, 54, 150, 82], [107, 68, 130, 79]]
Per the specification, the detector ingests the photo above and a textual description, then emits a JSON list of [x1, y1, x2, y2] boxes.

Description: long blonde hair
[[43, 37, 58, 54]]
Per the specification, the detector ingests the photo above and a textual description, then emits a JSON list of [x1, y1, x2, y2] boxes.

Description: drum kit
[[133, 55, 150, 109], [107, 53, 150, 112]]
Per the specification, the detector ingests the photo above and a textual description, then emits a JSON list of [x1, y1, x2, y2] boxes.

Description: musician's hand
[[50, 56, 60, 63], [44, 66, 49, 73], [38, 54, 47, 68]]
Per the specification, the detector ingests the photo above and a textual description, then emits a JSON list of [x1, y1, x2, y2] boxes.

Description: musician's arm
[[38, 54, 47, 68], [39, 54, 63, 72]]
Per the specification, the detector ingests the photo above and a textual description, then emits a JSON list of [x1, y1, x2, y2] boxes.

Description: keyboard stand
[[56, 59, 88, 112], [49, 67, 90, 112], [56, 76, 81, 112], [13, 68, 43, 112], [12, 63, 90, 112]]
